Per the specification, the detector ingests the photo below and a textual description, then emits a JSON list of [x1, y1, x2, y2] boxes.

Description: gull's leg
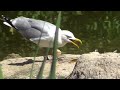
[[43, 48, 51, 60], [47, 56, 50, 60], [37, 47, 49, 79], [42, 48, 61, 60], [43, 56, 50, 60]]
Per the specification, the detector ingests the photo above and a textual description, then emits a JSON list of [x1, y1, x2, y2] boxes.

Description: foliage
[[0, 64, 3, 79], [49, 11, 61, 79], [1, 11, 120, 60]]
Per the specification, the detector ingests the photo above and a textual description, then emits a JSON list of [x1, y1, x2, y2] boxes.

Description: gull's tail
[[1, 15, 17, 30]]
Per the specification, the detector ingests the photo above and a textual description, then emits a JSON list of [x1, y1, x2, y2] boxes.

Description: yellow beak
[[70, 38, 82, 48]]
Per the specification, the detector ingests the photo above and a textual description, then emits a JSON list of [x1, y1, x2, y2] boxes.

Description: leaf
[[0, 64, 4, 79], [49, 11, 62, 79]]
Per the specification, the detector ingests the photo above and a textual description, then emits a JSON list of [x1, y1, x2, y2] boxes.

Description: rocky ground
[[1, 51, 120, 79], [67, 52, 120, 79], [0, 53, 79, 79]]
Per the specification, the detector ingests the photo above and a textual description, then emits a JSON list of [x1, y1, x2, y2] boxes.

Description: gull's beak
[[69, 38, 82, 48]]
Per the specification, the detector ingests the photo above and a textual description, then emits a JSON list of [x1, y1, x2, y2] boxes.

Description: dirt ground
[[1, 51, 120, 79], [0, 53, 80, 79]]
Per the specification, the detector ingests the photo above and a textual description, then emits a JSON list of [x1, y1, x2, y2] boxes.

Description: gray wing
[[28, 18, 57, 33], [13, 17, 50, 40], [20, 28, 47, 40], [28, 19, 49, 33]]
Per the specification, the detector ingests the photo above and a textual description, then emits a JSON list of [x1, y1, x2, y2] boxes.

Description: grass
[[0, 64, 3, 79], [29, 22, 45, 79], [36, 48, 50, 79], [49, 11, 62, 79], [0, 11, 62, 79], [30, 11, 62, 79]]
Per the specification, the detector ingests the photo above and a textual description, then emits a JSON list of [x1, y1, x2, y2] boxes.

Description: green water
[[1, 11, 120, 60]]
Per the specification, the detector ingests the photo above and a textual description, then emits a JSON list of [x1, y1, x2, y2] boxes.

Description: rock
[[3, 51, 120, 79], [0, 54, 79, 79], [3, 53, 22, 60], [67, 52, 120, 79]]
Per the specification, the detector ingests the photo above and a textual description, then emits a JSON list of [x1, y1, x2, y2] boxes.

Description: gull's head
[[61, 30, 82, 48]]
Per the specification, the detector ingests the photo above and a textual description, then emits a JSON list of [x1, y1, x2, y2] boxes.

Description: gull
[[1, 15, 82, 59]]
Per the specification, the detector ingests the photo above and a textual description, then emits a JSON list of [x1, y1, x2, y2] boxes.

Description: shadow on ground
[[8, 59, 43, 66]]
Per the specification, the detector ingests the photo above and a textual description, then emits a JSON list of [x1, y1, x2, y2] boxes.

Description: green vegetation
[[49, 11, 62, 79], [0, 64, 3, 79], [1, 11, 120, 79], [36, 48, 50, 79], [0, 11, 120, 60]]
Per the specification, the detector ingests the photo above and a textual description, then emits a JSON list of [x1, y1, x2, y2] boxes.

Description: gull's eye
[[66, 35, 71, 39]]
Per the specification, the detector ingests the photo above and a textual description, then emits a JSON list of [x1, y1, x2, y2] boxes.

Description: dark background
[[0, 11, 120, 60]]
